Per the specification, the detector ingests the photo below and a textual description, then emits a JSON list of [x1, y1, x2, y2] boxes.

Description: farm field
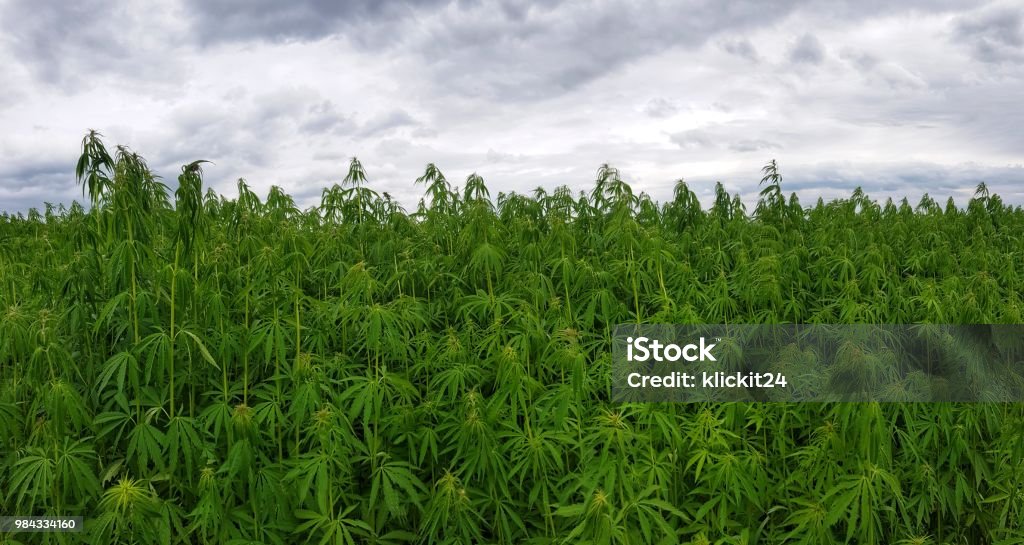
[[1, 132, 1023, 544]]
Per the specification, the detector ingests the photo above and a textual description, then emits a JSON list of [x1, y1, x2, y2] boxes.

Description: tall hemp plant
[[0, 131, 1023, 544]]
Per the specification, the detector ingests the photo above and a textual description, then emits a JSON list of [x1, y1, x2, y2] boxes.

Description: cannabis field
[[1, 131, 1023, 544]]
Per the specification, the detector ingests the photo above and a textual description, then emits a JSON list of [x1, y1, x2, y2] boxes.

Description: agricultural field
[[1, 131, 1023, 544]]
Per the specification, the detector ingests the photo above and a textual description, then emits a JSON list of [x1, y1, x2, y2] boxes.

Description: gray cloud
[[181, 0, 450, 44], [730, 139, 782, 153], [953, 3, 1024, 63], [486, 148, 526, 163], [0, 160, 79, 214], [164, 0, 824, 102], [722, 39, 759, 61], [410, 0, 808, 100], [375, 138, 414, 157], [412, 127, 440, 138], [840, 50, 926, 90], [670, 125, 784, 154], [0, 160, 71, 192], [1, 0, 186, 89], [670, 129, 715, 150], [790, 33, 825, 64], [2, 0, 117, 84], [2, 0, 1023, 214], [299, 101, 354, 135], [358, 109, 419, 137], [644, 98, 680, 118], [158, 92, 415, 174]]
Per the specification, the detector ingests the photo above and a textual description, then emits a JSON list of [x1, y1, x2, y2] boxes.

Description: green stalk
[[294, 282, 301, 453], [274, 306, 283, 462], [630, 247, 641, 324], [244, 268, 251, 405], [295, 283, 301, 366], [216, 264, 228, 403], [169, 244, 179, 420]]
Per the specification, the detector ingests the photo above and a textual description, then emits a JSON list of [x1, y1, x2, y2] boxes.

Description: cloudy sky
[[1, 0, 1022, 213]]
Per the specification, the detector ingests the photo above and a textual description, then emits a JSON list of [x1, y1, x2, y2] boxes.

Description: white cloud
[[0, 0, 1021, 214]]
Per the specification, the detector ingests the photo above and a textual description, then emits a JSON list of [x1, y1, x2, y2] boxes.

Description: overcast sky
[[1, 0, 1022, 213]]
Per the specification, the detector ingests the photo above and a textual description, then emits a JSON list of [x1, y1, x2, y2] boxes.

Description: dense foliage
[[1, 132, 1023, 544]]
